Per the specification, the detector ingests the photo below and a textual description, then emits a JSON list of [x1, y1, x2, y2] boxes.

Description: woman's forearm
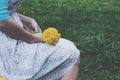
[[0, 18, 43, 43]]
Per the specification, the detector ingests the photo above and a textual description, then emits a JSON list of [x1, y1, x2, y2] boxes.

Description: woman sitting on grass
[[0, 0, 80, 80]]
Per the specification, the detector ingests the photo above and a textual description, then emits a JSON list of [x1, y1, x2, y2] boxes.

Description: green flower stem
[[23, 25, 36, 34]]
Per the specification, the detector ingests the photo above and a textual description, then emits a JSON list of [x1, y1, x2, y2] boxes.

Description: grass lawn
[[18, 0, 120, 80]]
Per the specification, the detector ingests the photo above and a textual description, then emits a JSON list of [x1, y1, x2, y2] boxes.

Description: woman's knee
[[75, 57, 80, 66]]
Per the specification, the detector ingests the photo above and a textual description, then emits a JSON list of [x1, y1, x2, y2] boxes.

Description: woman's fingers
[[37, 27, 42, 33], [34, 26, 38, 32]]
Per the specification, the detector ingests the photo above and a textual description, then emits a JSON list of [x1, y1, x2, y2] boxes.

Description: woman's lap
[[31, 38, 80, 80], [0, 32, 80, 80]]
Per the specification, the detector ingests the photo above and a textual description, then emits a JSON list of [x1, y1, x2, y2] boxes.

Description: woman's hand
[[33, 33, 45, 43], [25, 18, 42, 33], [18, 13, 42, 33]]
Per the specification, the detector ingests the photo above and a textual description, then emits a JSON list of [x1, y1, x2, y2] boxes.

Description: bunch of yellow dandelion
[[42, 27, 61, 45], [0, 75, 6, 80]]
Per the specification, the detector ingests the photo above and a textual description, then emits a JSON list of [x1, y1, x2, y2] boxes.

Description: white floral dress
[[0, 0, 80, 80]]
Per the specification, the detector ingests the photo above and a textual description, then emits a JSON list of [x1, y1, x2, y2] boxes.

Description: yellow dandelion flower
[[0, 75, 6, 80], [43, 27, 61, 45]]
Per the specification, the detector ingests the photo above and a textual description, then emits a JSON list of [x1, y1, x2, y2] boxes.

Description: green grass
[[18, 0, 120, 80]]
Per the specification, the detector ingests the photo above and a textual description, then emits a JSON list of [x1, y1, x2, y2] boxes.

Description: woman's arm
[[0, 18, 44, 43], [18, 13, 42, 33], [0, 1, 43, 43]]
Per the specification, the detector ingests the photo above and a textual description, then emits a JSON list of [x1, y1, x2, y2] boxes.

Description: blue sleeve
[[0, 0, 10, 22]]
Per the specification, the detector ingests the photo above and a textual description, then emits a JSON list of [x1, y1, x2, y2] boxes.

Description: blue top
[[0, 0, 10, 22]]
